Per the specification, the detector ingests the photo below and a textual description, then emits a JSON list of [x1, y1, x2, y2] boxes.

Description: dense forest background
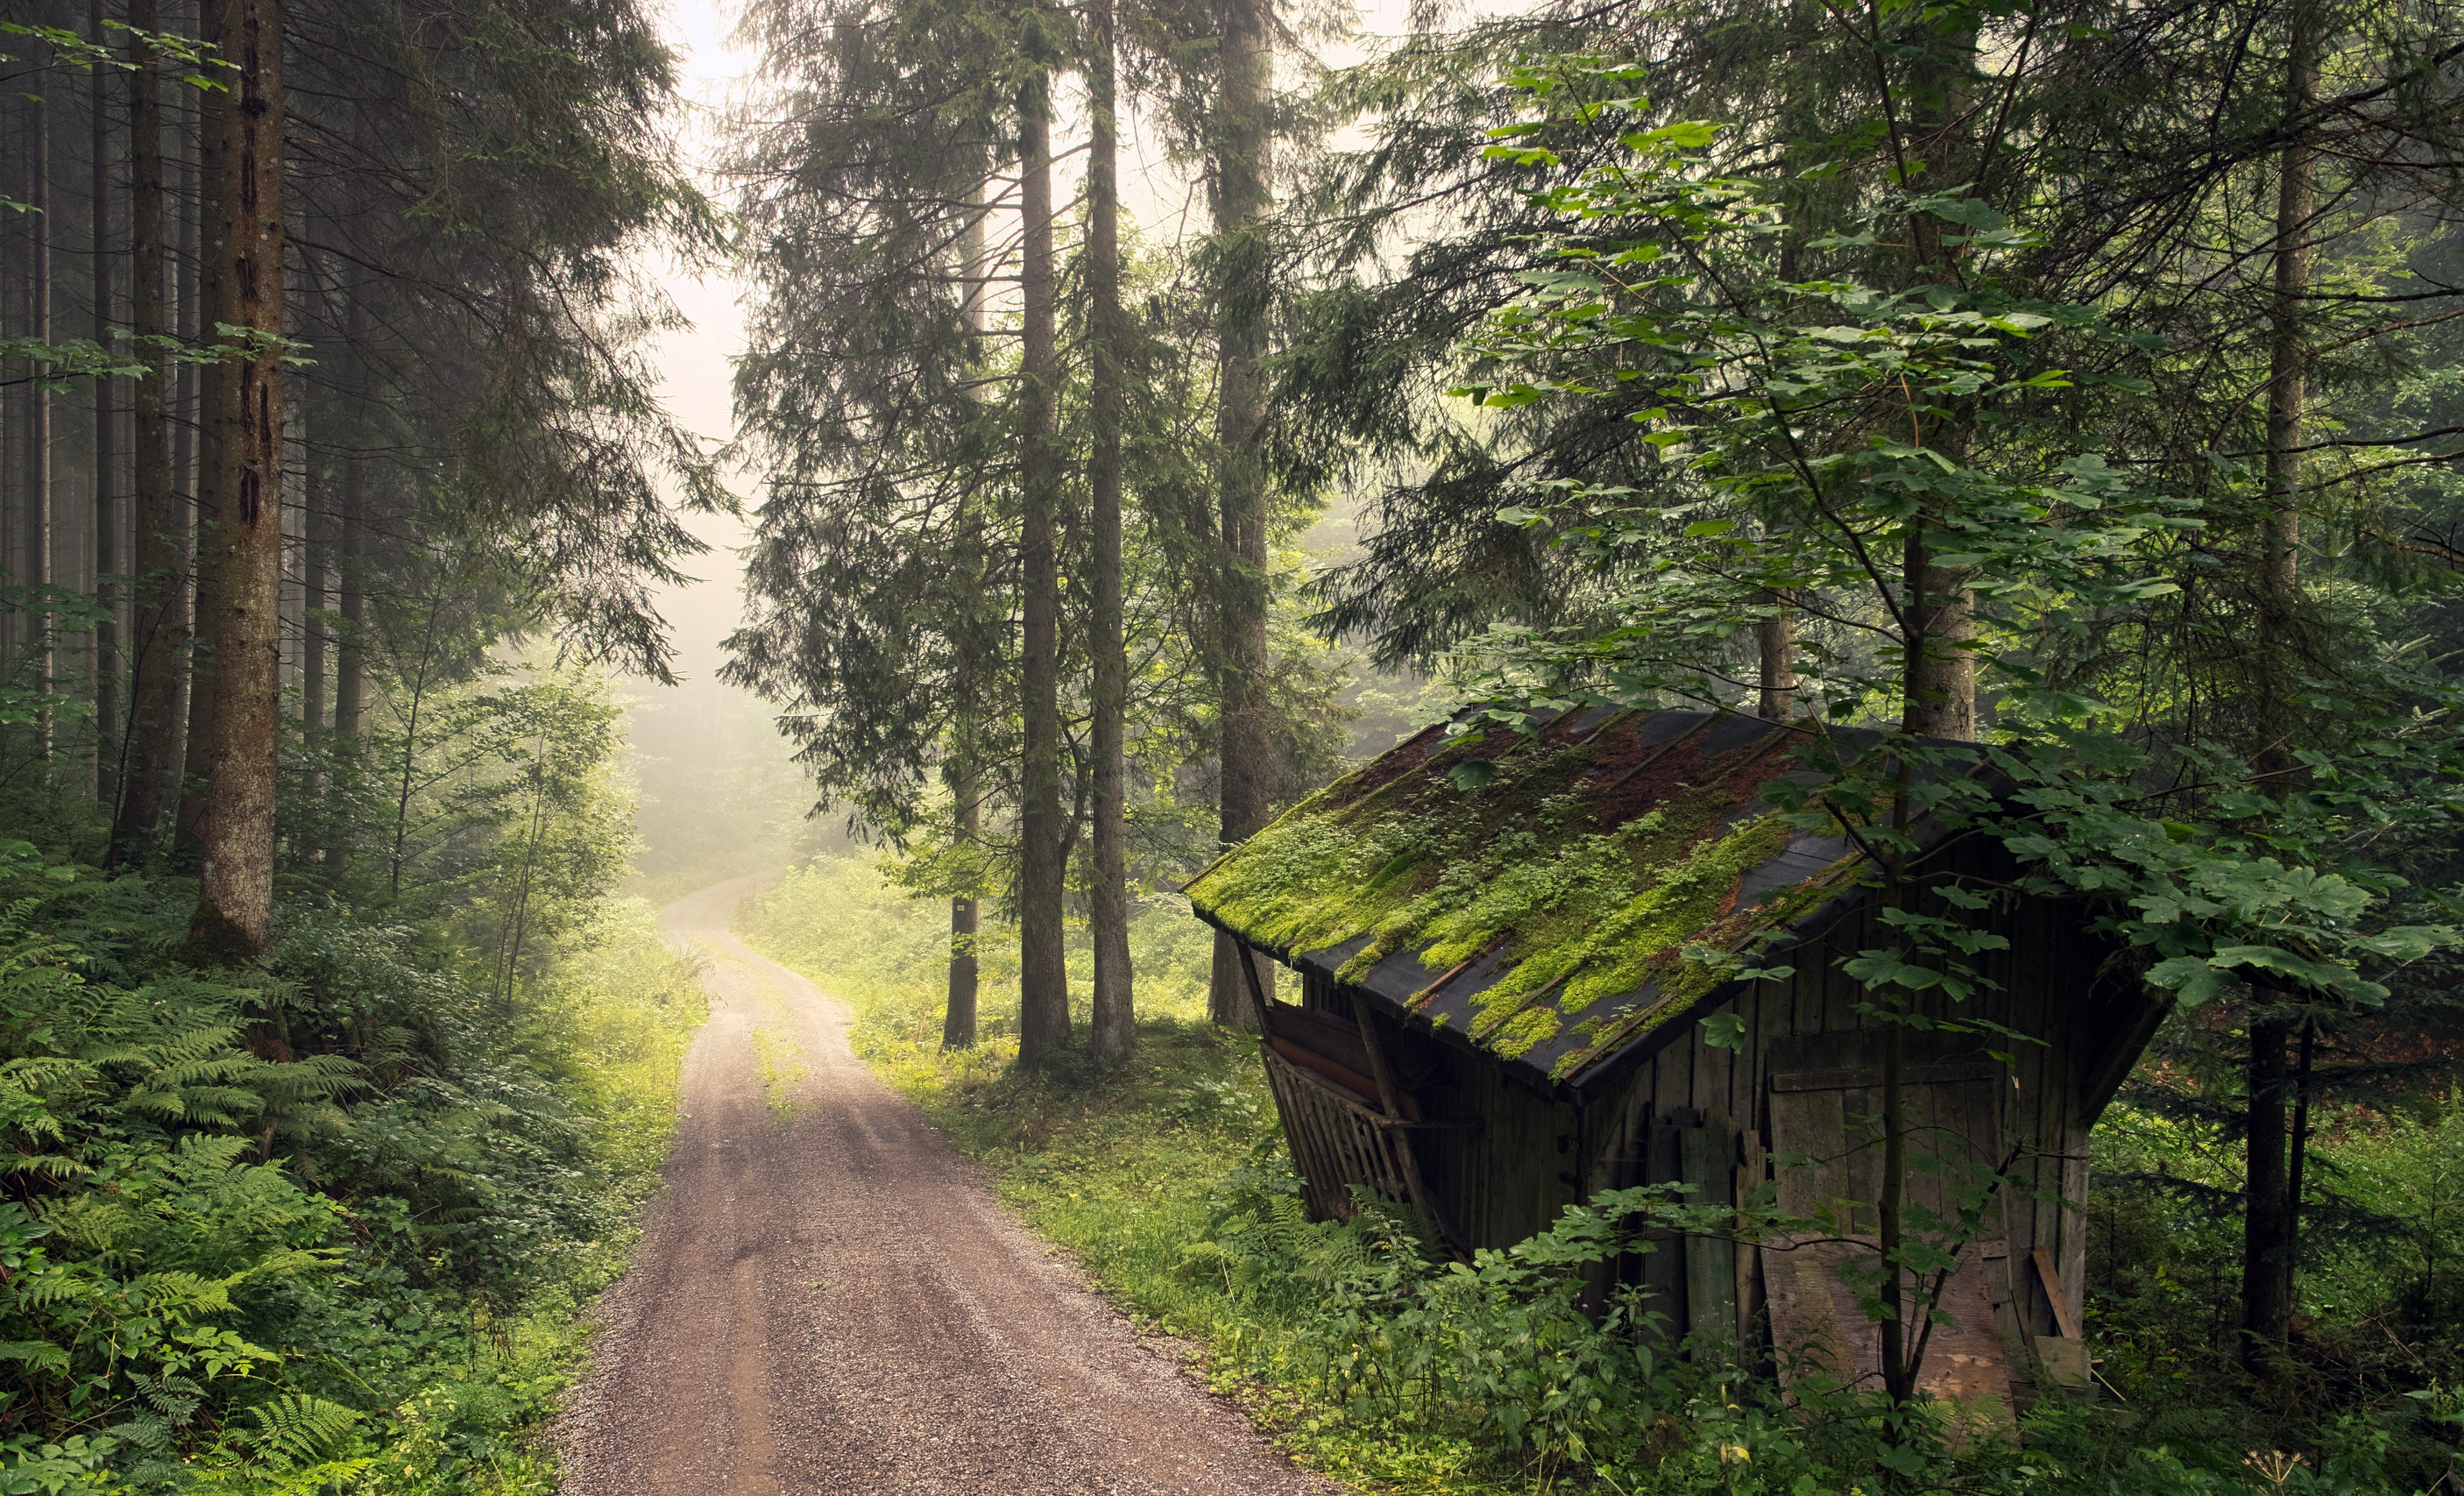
[[0, 0, 2462, 1489]]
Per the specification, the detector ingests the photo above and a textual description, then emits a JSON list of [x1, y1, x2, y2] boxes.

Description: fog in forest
[[621, 0, 1438, 896]]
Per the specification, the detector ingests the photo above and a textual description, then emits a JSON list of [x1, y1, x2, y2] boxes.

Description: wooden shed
[[1187, 705, 2169, 1407]]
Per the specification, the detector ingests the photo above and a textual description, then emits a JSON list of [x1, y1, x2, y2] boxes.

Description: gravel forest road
[[554, 872, 1332, 1496]]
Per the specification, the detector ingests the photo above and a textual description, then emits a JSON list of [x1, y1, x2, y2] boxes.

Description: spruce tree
[[1087, 0, 1135, 1062], [1207, 0, 1275, 1029], [186, 0, 287, 961], [1013, 61, 1071, 1066], [111, 0, 181, 868]]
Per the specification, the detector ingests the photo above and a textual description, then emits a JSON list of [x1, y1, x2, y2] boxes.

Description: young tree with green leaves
[[1425, 56, 2463, 1408]]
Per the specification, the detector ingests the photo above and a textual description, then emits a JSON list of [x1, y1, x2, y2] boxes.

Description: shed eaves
[[1186, 707, 1889, 1103]]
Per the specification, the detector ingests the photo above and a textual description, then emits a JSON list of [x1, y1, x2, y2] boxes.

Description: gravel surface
[[555, 873, 1336, 1495]]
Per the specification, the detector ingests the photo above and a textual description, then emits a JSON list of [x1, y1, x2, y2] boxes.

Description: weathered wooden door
[[1762, 1048, 2016, 1414]]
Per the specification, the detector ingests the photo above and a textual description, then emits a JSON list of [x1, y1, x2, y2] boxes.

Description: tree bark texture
[[176, 32, 224, 861], [2258, 0, 2318, 774], [1878, 1012, 1914, 1402], [1087, 0, 1134, 1064], [944, 767, 980, 1049], [29, 71, 53, 729], [324, 437, 362, 871], [2239, 2, 2320, 1381], [1893, 25, 1981, 745], [1756, 598, 1796, 721], [112, 0, 180, 866], [2285, 1018, 2317, 1314], [93, 0, 121, 805], [1014, 80, 1070, 1065], [1208, 0, 1273, 1030], [1900, 529, 1975, 741], [2241, 1008, 2298, 1376], [187, 0, 286, 962], [167, 43, 199, 807], [302, 464, 325, 736], [941, 185, 988, 1051]]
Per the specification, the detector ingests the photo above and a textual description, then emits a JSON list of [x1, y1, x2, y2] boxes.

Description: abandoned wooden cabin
[[1186, 705, 2171, 1406]]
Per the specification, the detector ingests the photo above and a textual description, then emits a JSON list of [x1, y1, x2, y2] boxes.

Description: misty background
[[621, 0, 1443, 899]]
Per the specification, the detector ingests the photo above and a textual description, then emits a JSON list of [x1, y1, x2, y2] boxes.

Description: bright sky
[[638, 0, 756, 694]]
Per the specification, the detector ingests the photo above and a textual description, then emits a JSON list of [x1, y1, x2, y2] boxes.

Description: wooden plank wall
[[1560, 890, 2105, 1345], [1279, 876, 2122, 1351], [1413, 1045, 1582, 1251]]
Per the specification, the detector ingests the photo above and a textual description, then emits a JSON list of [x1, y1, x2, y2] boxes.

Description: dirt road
[[555, 873, 1330, 1495]]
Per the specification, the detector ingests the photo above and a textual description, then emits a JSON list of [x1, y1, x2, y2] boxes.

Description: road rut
[[555, 873, 1330, 1495]]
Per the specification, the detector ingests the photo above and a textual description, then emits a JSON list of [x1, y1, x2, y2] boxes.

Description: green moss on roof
[[1189, 710, 1866, 1080]]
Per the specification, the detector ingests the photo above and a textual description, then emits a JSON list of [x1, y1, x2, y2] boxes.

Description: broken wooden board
[[1760, 1239, 2013, 1415], [1764, 1060, 2018, 1417]]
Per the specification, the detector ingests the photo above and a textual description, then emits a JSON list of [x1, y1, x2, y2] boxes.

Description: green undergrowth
[[740, 855, 2464, 1496], [0, 876, 704, 1495]]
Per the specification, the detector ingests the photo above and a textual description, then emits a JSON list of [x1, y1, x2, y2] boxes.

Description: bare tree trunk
[[187, 0, 286, 962], [2261, 36, 2315, 668], [2, 89, 18, 671], [1756, 598, 1796, 721], [1901, 530, 1974, 741], [2286, 1018, 2316, 1306], [332, 459, 363, 740], [2241, 0, 2319, 1384], [1878, 1010, 1913, 1403], [2242, 1007, 2298, 1375], [1087, 0, 1134, 1064], [944, 763, 980, 1048], [174, 20, 220, 862], [1014, 77, 1069, 1065], [110, 0, 178, 866], [323, 436, 362, 871], [1208, 0, 1273, 1031], [942, 188, 988, 1052], [167, 25, 197, 807], [302, 471, 324, 737], [29, 67, 53, 746], [93, 0, 121, 804]]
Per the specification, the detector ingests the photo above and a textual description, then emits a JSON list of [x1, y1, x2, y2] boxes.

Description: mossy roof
[[1186, 706, 1880, 1103]]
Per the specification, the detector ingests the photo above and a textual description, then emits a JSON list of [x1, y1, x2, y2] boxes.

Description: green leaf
[[1699, 1012, 1747, 1051], [2146, 954, 2226, 1005], [1448, 761, 1498, 791]]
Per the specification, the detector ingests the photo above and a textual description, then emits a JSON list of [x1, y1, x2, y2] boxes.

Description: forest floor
[[551, 873, 1333, 1496]]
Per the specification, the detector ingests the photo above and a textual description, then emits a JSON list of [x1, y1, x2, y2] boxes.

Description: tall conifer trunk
[[167, 39, 198, 808], [943, 190, 989, 1051], [302, 489, 324, 737], [1088, 0, 1134, 1063], [1015, 77, 1070, 1064], [1901, 522, 1974, 741], [1756, 599, 1795, 720], [112, 0, 180, 866], [2241, 0, 2320, 1379], [1873, 25, 1986, 1405], [93, 0, 121, 805], [29, 64, 53, 741], [1208, 0, 1272, 1030], [187, 0, 286, 961], [176, 20, 222, 862], [324, 421, 363, 872]]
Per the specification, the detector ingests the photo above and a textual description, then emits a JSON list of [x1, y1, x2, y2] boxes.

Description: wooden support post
[[1681, 1115, 1740, 1345], [1348, 989, 1462, 1258], [2032, 1244, 2092, 1390]]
